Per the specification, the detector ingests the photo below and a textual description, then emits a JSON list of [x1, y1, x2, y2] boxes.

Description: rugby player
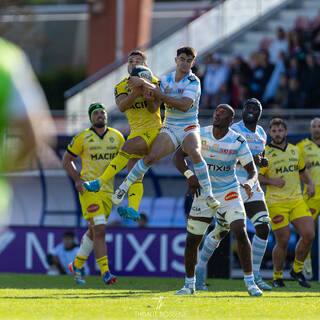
[[63, 103, 124, 285], [195, 98, 272, 291], [174, 104, 262, 296], [296, 117, 320, 277], [83, 50, 161, 220], [111, 46, 220, 215], [259, 118, 315, 288]]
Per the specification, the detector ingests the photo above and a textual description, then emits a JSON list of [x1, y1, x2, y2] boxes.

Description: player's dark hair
[[217, 104, 235, 118], [63, 231, 75, 238], [128, 50, 147, 62], [269, 117, 287, 130], [177, 46, 197, 58]]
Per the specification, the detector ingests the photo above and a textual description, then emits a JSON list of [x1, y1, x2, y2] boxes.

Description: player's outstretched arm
[[62, 151, 84, 195], [152, 87, 193, 112]]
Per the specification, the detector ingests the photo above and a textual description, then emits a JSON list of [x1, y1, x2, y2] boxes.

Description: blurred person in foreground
[[259, 118, 315, 288], [47, 231, 89, 276], [297, 118, 320, 278], [62, 103, 124, 285], [0, 37, 55, 230]]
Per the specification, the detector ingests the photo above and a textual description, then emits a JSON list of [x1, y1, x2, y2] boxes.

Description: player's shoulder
[[115, 77, 129, 88], [200, 125, 212, 137], [296, 138, 310, 148], [107, 126, 124, 139], [187, 72, 200, 83], [228, 128, 246, 143], [72, 128, 91, 141]]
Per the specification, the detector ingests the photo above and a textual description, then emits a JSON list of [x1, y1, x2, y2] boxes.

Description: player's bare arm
[[62, 151, 84, 195], [258, 174, 285, 188], [299, 168, 315, 199], [151, 86, 193, 112], [115, 88, 142, 112], [173, 147, 201, 198], [241, 161, 257, 199]]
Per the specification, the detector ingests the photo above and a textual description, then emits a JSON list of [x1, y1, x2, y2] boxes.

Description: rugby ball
[[130, 65, 153, 82]]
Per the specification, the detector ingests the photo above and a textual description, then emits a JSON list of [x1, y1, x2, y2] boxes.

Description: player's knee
[[187, 219, 209, 236], [255, 223, 270, 240]]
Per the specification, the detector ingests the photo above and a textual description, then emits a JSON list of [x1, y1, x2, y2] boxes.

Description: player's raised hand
[[187, 175, 201, 198], [127, 76, 144, 88], [240, 183, 253, 199], [75, 178, 85, 195], [305, 182, 315, 199], [272, 176, 285, 188]]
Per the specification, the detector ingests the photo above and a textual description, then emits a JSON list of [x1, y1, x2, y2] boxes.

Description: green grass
[[0, 273, 320, 320]]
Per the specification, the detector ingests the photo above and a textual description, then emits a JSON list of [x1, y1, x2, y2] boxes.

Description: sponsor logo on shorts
[[224, 192, 238, 201], [87, 204, 100, 213], [272, 215, 284, 224], [184, 125, 197, 132]]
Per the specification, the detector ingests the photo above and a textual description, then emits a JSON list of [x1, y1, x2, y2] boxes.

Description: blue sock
[[198, 236, 218, 269], [193, 161, 212, 197], [252, 235, 268, 276], [120, 159, 149, 192]]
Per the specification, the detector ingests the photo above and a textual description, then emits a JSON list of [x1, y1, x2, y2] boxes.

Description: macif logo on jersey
[[224, 192, 238, 201]]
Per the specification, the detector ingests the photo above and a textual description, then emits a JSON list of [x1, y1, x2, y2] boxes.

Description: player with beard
[[63, 103, 124, 285], [259, 118, 315, 288], [195, 98, 272, 291], [173, 104, 262, 296], [297, 117, 320, 277]]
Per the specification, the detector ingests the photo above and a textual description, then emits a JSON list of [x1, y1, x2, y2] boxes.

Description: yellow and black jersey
[[114, 76, 162, 133], [297, 138, 320, 186], [260, 143, 305, 204], [67, 127, 125, 194]]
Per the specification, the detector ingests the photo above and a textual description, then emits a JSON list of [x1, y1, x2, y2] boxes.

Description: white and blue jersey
[[160, 71, 200, 127], [231, 120, 267, 184], [200, 126, 253, 194]]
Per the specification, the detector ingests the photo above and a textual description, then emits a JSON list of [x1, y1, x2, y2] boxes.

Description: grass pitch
[[0, 273, 319, 320]]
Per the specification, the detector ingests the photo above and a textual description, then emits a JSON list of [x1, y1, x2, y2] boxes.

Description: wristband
[[246, 179, 255, 189], [184, 169, 194, 179]]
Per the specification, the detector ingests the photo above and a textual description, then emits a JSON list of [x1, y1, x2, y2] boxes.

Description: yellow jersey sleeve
[[67, 132, 84, 157], [298, 148, 306, 171]]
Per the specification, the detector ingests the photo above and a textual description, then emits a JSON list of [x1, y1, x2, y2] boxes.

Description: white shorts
[[240, 182, 266, 203], [160, 123, 200, 149], [189, 188, 246, 225]]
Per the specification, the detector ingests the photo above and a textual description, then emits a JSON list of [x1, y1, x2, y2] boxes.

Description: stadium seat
[[148, 197, 176, 227], [138, 197, 154, 217], [172, 197, 187, 228]]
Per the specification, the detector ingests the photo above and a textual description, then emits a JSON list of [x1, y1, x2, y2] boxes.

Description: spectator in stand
[[273, 73, 289, 109], [287, 55, 301, 79], [250, 51, 274, 100], [202, 53, 229, 109], [213, 82, 231, 106], [269, 27, 289, 64], [230, 54, 252, 84], [288, 30, 306, 56], [311, 30, 320, 52], [300, 52, 320, 107], [311, 9, 320, 31], [286, 77, 304, 108]]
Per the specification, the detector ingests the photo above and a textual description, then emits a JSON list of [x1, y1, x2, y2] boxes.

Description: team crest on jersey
[[178, 89, 184, 93], [291, 150, 295, 155], [213, 144, 219, 151], [109, 137, 115, 143], [224, 192, 238, 201]]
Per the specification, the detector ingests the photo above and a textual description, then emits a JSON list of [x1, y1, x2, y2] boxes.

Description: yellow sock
[[273, 270, 283, 280], [128, 180, 143, 211], [293, 258, 304, 273], [74, 255, 87, 270], [100, 151, 130, 183], [306, 252, 311, 260], [96, 256, 109, 275]]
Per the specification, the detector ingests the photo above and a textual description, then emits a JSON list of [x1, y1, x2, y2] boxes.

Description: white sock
[[78, 234, 93, 257]]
